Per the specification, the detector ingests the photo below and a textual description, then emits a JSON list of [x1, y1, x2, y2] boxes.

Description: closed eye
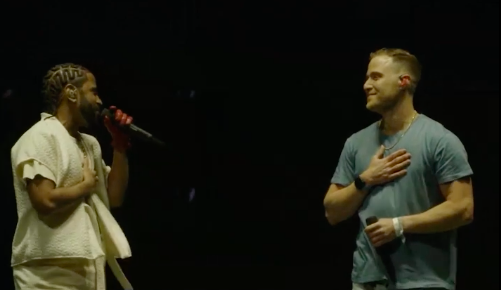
[[366, 72, 383, 81]]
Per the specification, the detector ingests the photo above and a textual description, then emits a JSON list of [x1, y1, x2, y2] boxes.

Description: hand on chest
[[356, 141, 436, 217], [354, 139, 432, 181], [59, 138, 97, 185]]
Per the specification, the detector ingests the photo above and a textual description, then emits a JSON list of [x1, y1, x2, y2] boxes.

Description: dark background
[[0, 1, 498, 289]]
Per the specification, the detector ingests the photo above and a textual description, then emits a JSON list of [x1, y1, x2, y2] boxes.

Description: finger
[[83, 157, 89, 168], [374, 145, 385, 158], [115, 110, 123, 122], [388, 153, 411, 167], [103, 116, 112, 127], [389, 159, 411, 173], [388, 169, 408, 180], [372, 232, 390, 247], [386, 149, 408, 161], [119, 113, 128, 125], [369, 231, 385, 244], [368, 228, 384, 238], [125, 116, 133, 125], [365, 223, 379, 234], [372, 238, 387, 248], [369, 235, 380, 245]]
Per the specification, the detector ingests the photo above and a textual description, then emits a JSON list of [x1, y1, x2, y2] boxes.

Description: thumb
[[103, 116, 116, 133], [103, 116, 112, 127], [83, 156, 89, 168], [375, 145, 385, 158]]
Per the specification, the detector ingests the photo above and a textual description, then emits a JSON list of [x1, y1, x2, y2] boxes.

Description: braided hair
[[41, 63, 89, 114]]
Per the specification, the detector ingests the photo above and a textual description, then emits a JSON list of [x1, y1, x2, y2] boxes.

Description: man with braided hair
[[10, 63, 134, 289]]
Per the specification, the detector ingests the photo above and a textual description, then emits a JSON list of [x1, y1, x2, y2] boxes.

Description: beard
[[79, 97, 101, 128]]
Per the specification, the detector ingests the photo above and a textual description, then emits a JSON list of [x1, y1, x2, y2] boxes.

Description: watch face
[[355, 177, 365, 190]]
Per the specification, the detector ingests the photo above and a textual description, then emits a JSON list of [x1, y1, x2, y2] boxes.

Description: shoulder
[[345, 121, 379, 148], [419, 115, 465, 149], [11, 119, 56, 152], [80, 133, 99, 145], [420, 114, 449, 136], [421, 115, 465, 155], [335, 122, 379, 160]]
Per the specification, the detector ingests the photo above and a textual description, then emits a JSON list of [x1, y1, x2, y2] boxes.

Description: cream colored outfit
[[10, 113, 132, 290], [13, 257, 106, 290]]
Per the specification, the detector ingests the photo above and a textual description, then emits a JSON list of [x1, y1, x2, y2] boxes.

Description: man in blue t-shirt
[[323, 48, 474, 290]]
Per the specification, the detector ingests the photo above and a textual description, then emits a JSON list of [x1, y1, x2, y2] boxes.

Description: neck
[[55, 105, 80, 138], [380, 95, 416, 135]]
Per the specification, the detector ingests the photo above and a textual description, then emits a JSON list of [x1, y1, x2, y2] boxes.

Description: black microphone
[[366, 216, 397, 284], [100, 108, 166, 147]]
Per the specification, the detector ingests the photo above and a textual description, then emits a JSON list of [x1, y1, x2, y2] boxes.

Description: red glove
[[103, 106, 133, 152]]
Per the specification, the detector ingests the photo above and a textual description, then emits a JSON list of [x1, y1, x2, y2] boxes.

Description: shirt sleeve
[[331, 138, 356, 186], [18, 160, 56, 184], [12, 133, 57, 184], [433, 131, 473, 184]]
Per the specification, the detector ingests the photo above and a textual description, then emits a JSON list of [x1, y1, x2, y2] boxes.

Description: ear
[[64, 84, 79, 103], [399, 75, 411, 88]]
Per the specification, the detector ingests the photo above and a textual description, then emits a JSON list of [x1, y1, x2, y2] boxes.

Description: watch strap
[[354, 176, 365, 190]]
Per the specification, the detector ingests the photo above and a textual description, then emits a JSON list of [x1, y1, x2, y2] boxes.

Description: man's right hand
[[360, 145, 411, 186], [81, 157, 98, 192]]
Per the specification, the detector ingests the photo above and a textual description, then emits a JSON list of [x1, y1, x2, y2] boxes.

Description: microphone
[[366, 216, 397, 284], [100, 108, 166, 147]]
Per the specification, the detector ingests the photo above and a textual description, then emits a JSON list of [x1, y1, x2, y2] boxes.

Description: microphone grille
[[366, 216, 379, 225], [100, 108, 111, 118]]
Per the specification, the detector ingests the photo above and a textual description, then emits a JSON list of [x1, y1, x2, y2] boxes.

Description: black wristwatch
[[354, 176, 369, 191]]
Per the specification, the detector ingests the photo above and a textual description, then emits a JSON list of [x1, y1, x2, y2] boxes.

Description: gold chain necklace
[[76, 135, 87, 158], [380, 111, 419, 151]]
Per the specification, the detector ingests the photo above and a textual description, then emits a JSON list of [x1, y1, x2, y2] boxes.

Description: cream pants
[[13, 256, 106, 290]]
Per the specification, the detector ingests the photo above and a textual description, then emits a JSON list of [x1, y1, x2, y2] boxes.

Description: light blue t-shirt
[[331, 114, 473, 290]]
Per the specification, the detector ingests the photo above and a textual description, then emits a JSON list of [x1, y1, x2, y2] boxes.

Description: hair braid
[[42, 63, 89, 114]]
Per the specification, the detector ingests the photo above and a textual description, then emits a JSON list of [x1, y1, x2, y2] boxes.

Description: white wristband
[[393, 217, 406, 243]]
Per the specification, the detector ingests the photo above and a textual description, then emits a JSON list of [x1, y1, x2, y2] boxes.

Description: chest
[[55, 137, 96, 186], [353, 130, 434, 179], [354, 129, 440, 218]]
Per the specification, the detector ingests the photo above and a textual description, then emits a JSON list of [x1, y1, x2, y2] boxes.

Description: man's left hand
[[365, 218, 397, 247], [103, 106, 133, 152]]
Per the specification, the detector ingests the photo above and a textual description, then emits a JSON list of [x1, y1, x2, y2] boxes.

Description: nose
[[363, 80, 372, 94], [96, 96, 103, 106]]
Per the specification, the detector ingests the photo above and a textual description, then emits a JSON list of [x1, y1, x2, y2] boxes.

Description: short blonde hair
[[370, 48, 422, 94]]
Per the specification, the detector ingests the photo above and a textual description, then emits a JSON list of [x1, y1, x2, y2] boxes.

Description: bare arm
[[27, 157, 96, 216], [323, 183, 368, 225], [107, 150, 129, 208], [27, 176, 91, 216], [401, 177, 474, 233]]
